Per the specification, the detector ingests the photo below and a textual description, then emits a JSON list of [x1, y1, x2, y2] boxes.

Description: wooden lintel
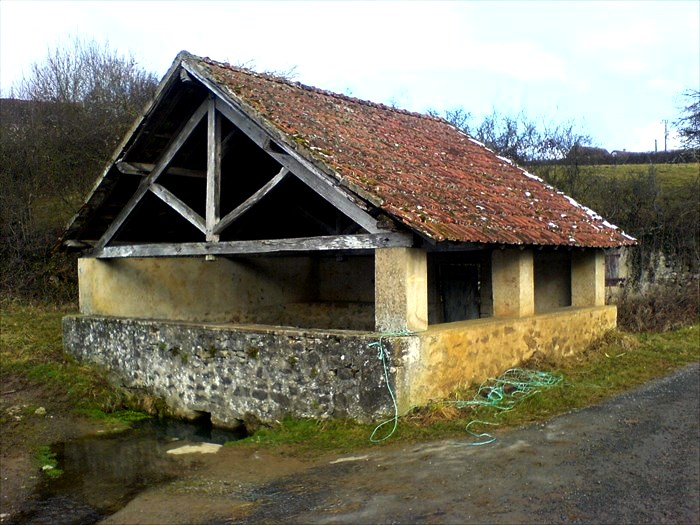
[[94, 98, 209, 250], [149, 183, 206, 233], [117, 161, 206, 179], [213, 167, 289, 235], [93, 233, 413, 258]]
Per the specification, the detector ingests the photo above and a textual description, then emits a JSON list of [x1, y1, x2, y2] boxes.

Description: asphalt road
[[235, 362, 700, 524]]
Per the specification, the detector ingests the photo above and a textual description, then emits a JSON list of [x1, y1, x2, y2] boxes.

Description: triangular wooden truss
[[91, 63, 412, 258]]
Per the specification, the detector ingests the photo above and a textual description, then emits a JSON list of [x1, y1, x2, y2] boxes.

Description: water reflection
[[9, 418, 244, 525]]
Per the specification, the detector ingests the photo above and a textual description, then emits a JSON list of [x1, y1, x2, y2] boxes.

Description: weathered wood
[[213, 167, 289, 235], [92, 232, 413, 258], [178, 65, 382, 234], [149, 183, 206, 233], [264, 149, 381, 234], [94, 99, 210, 250], [206, 97, 222, 242], [117, 161, 206, 179]]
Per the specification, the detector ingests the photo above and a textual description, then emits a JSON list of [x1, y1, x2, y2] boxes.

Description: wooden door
[[439, 263, 481, 322]]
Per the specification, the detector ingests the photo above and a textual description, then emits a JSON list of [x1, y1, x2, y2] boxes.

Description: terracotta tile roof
[[192, 54, 633, 248]]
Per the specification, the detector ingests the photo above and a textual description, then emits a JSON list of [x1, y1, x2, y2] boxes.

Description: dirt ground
[[0, 374, 105, 521], [2, 363, 699, 524]]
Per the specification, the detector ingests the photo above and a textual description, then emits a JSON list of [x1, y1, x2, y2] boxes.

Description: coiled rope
[[449, 368, 563, 445], [368, 332, 562, 445]]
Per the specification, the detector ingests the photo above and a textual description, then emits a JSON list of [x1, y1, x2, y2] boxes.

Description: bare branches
[[0, 38, 158, 302], [675, 89, 700, 151]]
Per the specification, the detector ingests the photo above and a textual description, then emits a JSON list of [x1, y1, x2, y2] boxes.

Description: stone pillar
[[375, 247, 428, 333], [491, 248, 534, 318], [571, 249, 605, 307]]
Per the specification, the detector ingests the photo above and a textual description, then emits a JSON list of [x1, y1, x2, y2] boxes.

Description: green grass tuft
[[34, 445, 64, 479]]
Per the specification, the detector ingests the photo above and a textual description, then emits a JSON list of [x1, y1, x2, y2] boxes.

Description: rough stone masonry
[[63, 315, 396, 428]]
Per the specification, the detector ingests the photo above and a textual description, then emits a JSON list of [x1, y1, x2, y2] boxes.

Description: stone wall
[[395, 305, 617, 409], [63, 316, 397, 427]]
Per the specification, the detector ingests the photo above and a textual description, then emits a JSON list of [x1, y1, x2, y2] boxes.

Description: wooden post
[[206, 96, 222, 243]]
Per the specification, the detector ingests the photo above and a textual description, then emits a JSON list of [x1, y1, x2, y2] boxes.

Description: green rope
[[368, 336, 398, 442], [368, 330, 414, 443], [450, 368, 563, 445], [367, 334, 562, 445]]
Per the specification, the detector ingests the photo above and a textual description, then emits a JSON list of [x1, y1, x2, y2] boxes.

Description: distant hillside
[[534, 146, 698, 166]]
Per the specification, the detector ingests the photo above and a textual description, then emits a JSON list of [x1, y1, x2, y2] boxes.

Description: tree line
[[1, 39, 698, 304], [436, 98, 699, 285]]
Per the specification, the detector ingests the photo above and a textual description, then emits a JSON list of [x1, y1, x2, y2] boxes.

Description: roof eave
[[57, 51, 196, 248]]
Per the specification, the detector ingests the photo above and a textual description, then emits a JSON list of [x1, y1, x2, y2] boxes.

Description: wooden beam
[[206, 97, 222, 242], [94, 99, 209, 250], [117, 161, 206, 179], [264, 148, 381, 234], [203, 91, 381, 234], [213, 167, 289, 235], [149, 183, 206, 233], [92, 232, 414, 258]]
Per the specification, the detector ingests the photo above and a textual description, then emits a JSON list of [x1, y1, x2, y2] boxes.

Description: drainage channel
[[7, 417, 246, 525]]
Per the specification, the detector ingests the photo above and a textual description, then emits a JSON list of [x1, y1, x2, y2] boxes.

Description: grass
[[578, 163, 699, 190], [0, 303, 126, 414], [232, 325, 699, 452], [34, 445, 63, 479], [537, 163, 699, 191]]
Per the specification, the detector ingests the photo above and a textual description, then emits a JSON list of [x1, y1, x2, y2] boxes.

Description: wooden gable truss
[[85, 60, 412, 259]]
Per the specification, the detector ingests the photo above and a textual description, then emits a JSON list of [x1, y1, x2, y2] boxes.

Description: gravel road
[[238, 362, 700, 524], [104, 362, 700, 525]]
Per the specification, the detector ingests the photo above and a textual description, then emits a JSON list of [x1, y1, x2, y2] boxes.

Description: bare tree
[[0, 38, 158, 302], [675, 89, 700, 151]]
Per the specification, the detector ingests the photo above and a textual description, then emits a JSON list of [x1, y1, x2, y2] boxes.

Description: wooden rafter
[[117, 161, 206, 179], [213, 167, 289, 235], [149, 183, 206, 233], [93, 98, 209, 250], [93, 232, 413, 258], [177, 64, 382, 234]]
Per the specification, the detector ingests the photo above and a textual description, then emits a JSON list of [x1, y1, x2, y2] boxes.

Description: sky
[[1, 0, 698, 153]]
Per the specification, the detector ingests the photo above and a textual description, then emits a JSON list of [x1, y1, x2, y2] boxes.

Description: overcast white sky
[[1, 0, 698, 152]]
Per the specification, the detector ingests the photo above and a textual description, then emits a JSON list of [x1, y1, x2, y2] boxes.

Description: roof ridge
[[197, 55, 445, 124]]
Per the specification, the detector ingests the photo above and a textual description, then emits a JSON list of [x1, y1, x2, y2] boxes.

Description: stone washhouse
[[60, 51, 635, 428]]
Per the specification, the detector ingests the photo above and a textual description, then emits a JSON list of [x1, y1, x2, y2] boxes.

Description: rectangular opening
[[428, 251, 491, 325], [534, 250, 572, 313]]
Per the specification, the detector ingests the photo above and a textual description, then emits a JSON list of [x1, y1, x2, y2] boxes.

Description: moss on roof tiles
[[193, 54, 633, 247]]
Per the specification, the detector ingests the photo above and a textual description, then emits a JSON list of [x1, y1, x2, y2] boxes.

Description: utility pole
[[663, 120, 668, 152]]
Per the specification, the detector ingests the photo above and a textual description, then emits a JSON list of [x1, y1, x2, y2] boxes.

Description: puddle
[[7, 418, 246, 525]]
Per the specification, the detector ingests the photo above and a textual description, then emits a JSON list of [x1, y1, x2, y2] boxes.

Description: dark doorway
[[439, 263, 481, 322]]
